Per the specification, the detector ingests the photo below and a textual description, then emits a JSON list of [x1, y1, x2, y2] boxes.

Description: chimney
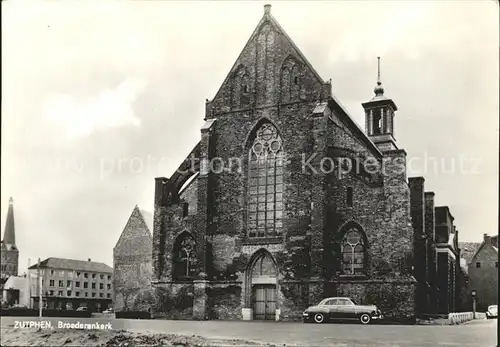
[[409, 177, 425, 238], [483, 233, 491, 244], [424, 192, 435, 242], [154, 177, 169, 207]]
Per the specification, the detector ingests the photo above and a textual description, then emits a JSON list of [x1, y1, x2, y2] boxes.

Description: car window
[[338, 299, 353, 306], [324, 299, 338, 306]]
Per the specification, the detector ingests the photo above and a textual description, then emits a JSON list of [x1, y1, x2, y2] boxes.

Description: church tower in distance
[[1, 197, 19, 279]]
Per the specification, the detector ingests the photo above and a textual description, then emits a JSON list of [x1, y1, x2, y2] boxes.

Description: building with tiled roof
[[458, 242, 482, 266], [463, 234, 498, 311], [29, 257, 113, 274], [27, 257, 113, 312]]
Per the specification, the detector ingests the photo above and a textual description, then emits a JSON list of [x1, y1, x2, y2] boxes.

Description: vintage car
[[486, 305, 497, 319], [302, 297, 383, 324]]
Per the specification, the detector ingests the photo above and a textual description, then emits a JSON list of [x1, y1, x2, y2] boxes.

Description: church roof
[[2, 197, 16, 247], [28, 257, 113, 273], [139, 209, 153, 234], [113, 205, 153, 253], [326, 97, 384, 158], [210, 4, 325, 103]]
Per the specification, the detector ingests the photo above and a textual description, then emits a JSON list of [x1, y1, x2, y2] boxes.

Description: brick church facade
[[151, 5, 461, 321]]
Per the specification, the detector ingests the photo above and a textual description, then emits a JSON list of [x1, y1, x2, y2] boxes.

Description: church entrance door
[[252, 284, 276, 320]]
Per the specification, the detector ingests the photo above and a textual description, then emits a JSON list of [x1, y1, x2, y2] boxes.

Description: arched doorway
[[248, 250, 278, 320]]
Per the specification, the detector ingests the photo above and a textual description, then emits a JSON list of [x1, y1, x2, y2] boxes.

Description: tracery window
[[251, 252, 277, 278], [247, 123, 284, 238], [172, 232, 196, 279], [341, 227, 366, 275]]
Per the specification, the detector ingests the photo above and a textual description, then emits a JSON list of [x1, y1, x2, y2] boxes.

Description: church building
[[1, 197, 19, 280], [1, 197, 20, 304], [151, 5, 456, 322]]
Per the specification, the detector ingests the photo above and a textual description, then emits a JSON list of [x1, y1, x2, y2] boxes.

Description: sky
[[1, 1, 498, 274]]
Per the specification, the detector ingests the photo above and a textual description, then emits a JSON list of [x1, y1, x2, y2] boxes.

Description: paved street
[[1, 316, 497, 346]]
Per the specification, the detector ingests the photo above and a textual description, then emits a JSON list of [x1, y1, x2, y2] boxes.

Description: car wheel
[[360, 313, 371, 324], [314, 313, 325, 324]]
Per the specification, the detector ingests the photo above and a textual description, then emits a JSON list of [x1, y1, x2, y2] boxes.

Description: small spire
[[374, 56, 384, 96], [3, 196, 16, 246], [264, 4, 271, 15]]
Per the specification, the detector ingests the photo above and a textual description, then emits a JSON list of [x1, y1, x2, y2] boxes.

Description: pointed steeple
[[362, 57, 399, 152], [2, 197, 16, 246]]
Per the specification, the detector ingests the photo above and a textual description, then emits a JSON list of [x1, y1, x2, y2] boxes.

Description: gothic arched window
[[280, 57, 302, 104], [280, 67, 291, 103], [290, 65, 301, 100], [172, 232, 196, 280], [233, 66, 250, 108], [251, 252, 277, 278], [247, 123, 284, 238], [341, 227, 366, 275], [240, 73, 250, 106]]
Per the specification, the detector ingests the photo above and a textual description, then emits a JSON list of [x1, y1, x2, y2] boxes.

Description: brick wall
[[437, 252, 450, 314], [409, 177, 427, 314], [207, 281, 243, 320], [424, 192, 437, 312], [113, 207, 153, 312], [153, 282, 194, 319], [338, 280, 416, 321], [0, 249, 19, 278]]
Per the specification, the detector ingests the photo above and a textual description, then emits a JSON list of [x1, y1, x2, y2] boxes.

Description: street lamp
[[471, 290, 477, 319]]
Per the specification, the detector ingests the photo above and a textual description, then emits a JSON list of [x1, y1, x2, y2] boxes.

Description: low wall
[[116, 311, 151, 319], [0, 308, 92, 318], [448, 312, 473, 324]]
